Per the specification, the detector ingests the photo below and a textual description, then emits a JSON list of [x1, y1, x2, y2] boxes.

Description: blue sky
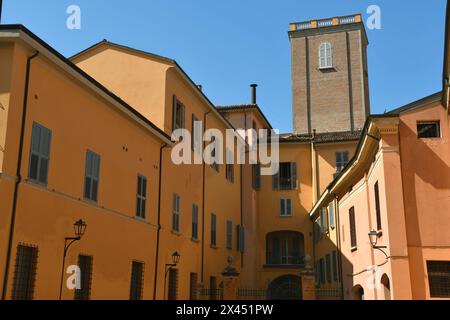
[[2, 0, 447, 133]]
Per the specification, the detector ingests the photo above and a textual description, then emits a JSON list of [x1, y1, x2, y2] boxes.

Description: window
[[319, 42, 333, 69], [84, 150, 100, 202], [189, 273, 198, 300], [326, 254, 332, 283], [237, 225, 245, 253], [266, 231, 304, 265], [374, 181, 382, 231], [211, 214, 217, 247], [210, 136, 219, 172], [314, 220, 321, 243], [168, 269, 178, 300], [191, 114, 202, 153], [336, 151, 349, 173], [332, 251, 338, 281], [417, 121, 440, 138], [427, 261, 450, 298], [28, 122, 51, 185], [11, 244, 38, 300], [172, 95, 185, 131], [273, 162, 297, 190], [252, 164, 261, 190], [209, 276, 218, 300], [136, 175, 147, 219], [349, 207, 357, 249], [329, 202, 335, 229], [226, 220, 233, 249], [192, 204, 198, 240], [280, 199, 292, 216], [319, 258, 326, 284], [129, 261, 144, 300], [320, 208, 329, 233], [172, 193, 180, 232], [74, 255, 93, 300], [225, 149, 234, 183]]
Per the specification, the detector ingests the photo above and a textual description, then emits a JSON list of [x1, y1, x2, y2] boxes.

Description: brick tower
[[289, 14, 371, 134]]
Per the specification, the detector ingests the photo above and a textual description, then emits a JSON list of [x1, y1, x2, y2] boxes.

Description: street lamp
[[59, 219, 87, 300], [163, 252, 181, 300], [368, 230, 386, 249]]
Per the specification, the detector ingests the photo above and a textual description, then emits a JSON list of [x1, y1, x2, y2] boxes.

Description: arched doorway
[[352, 285, 364, 300], [267, 275, 302, 300], [381, 274, 391, 300]]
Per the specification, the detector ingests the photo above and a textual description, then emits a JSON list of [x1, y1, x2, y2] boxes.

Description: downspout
[[152, 143, 167, 300], [2, 51, 39, 300], [201, 110, 211, 283], [240, 109, 248, 269], [332, 192, 345, 300]]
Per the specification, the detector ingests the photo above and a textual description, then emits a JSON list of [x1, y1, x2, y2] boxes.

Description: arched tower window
[[319, 42, 333, 69]]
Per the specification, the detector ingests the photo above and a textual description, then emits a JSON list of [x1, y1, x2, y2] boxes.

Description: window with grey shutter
[[226, 220, 232, 249], [252, 164, 261, 190], [329, 202, 335, 229], [136, 175, 147, 219], [168, 269, 178, 300], [326, 254, 332, 283], [129, 261, 144, 300], [28, 122, 52, 185], [192, 204, 198, 240], [290, 162, 297, 189], [280, 199, 292, 216], [226, 149, 234, 183], [172, 194, 180, 232], [320, 208, 329, 233], [374, 181, 382, 231], [332, 251, 338, 281], [275, 162, 297, 190], [349, 207, 357, 249], [211, 214, 217, 247], [84, 150, 100, 202], [172, 95, 185, 131]]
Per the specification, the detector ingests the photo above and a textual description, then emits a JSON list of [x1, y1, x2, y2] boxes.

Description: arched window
[[266, 231, 305, 266], [352, 285, 364, 300], [319, 42, 333, 69], [381, 274, 391, 300]]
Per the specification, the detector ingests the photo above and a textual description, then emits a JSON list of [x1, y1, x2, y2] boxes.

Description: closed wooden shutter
[[374, 182, 382, 231], [349, 207, 357, 249], [290, 162, 297, 189]]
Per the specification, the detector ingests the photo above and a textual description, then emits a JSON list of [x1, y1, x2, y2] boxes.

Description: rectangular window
[[314, 220, 321, 243], [75, 255, 93, 300], [319, 258, 325, 284], [280, 199, 292, 216], [225, 149, 234, 183], [168, 269, 178, 300], [226, 220, 233, 249], [209, 276, 219, 300], [84, 150, 100, 202], [417, 121, 440, 138], [237, 225, 245, 253], [210, 136, 219, 172], [192, 204, 198, 240], [320, 208, 329, 233], [326, 254, 332, 283], [273, 162, 297, 190], [336, 151, 349, 173], [191, 114, 202, 153], [349, 207, 357, 249], [11, 244, 38, 300], [332, 251, 338, 282], [28, 122, 52, 185], [329, 202, 335, 229], [189, 273, 198, 300], [252, 164, 261, 190], [129, 261, 144, 300], [211, 214, 217, 247], [172, 193, 180, 232], [136, 175, 147, 219], [172, 95, 185, 131], [427, 261, 450, 298], [374, 181, 382, 231]]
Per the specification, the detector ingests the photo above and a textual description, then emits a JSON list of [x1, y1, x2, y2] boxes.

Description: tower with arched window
[[289, 15, 371, 134]]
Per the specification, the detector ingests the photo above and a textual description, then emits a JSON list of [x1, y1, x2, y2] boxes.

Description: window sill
[[319, 66, 335, 71], [171, 230, 182, 236], [191, 237, 200, 243], [210, 245, 218, 249], [134, 216, 147, 223], [263, 264, 305, 269], [279, 215, 293, 218]]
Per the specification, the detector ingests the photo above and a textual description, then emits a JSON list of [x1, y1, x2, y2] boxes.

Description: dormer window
[[319, 42, 333, 69]]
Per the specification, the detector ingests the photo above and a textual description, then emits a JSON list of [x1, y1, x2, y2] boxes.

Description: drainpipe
[[152, 143, 168, 300], [2, 51, 39, 300], [332, 192, 345, 300], [201, 110, 211, 283]]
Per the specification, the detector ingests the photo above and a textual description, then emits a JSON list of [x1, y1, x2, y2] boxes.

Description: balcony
[[265, 255, 305, 269], [290, 14, 361, 32]]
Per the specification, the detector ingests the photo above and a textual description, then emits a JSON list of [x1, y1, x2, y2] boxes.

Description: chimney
[[250, 84, 258, 104], [197, 84, 203, 91]]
